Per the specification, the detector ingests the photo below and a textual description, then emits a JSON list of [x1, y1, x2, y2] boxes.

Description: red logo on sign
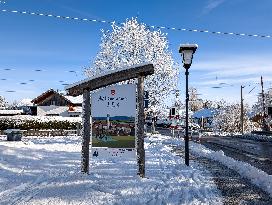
[[111, 89, 116, 95]]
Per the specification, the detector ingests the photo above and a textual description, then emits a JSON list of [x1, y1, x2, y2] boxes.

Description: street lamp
[[179, 44, 198, 166]]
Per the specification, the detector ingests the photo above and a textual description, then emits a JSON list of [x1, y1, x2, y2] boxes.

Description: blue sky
[[1, 0, 272, 106]]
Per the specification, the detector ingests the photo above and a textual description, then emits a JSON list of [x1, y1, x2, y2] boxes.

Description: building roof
[[192, 108, 217, 119], [32, 89, 83, 105]]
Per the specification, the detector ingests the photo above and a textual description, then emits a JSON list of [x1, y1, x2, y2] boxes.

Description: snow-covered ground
[[0, 135, 223, 205]]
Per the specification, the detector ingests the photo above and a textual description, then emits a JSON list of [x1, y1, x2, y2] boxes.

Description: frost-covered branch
[[85, 18, 179, 115]]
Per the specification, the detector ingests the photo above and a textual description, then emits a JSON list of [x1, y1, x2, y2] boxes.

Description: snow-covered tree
[[8, 100, 20, 110], [251, 89, 272, 130], [188, 87, 203, 112], [252, 89, 272, 116], [0, 96, 7, 109], [213, 102, 255, 134], [85, 18, 179, 116]]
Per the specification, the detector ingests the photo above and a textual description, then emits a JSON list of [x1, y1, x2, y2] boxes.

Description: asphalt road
[[154, 127, 272, 175], [200, 135, 272, 175]]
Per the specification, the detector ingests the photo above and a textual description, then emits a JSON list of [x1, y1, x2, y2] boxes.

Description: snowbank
[[163, 135, 272, 197]]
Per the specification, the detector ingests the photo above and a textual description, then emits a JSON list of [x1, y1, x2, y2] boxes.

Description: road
[[200, 135, 272, 175], [154, 127, 272, 175]]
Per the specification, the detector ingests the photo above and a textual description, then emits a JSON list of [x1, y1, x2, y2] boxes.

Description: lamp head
[[179, 44, 198, 68]]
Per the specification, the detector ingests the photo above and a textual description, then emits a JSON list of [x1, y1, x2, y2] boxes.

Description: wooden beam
[[136, 76, 145, 177], [81, 89, 90, 174], [65, 64, 154, 96]]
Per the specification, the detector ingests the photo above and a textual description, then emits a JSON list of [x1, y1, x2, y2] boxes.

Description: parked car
[[156, 119, 171, 128], [191, 130, 202, 141]]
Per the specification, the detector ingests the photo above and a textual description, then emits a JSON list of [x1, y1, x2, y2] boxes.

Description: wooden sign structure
[[65, 63, 154, 177]]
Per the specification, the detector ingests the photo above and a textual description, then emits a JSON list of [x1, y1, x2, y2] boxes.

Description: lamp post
[[241, 85, 245, 135], [179, 44, 198, 166]]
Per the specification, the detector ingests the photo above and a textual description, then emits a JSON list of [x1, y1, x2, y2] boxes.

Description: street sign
[[144, 91, 149, 108], [144, 91, 149, 100], [144, 99, 149, 108]]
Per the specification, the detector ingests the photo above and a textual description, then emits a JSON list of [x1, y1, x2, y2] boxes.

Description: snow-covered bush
[[0, 116, 81, 130], [213, 102, 256, 134], [85, 18, 179, 116]]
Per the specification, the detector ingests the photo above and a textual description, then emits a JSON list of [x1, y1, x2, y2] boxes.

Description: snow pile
[[0, 135, 222, 205], [167, 136, 272, 197]]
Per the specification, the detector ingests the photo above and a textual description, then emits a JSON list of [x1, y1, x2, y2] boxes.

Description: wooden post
[[81, 89, 90, 174], [137, 76, 145, 177]]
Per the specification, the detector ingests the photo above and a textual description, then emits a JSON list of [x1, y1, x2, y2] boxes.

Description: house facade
[[31, 89, 83, 117]]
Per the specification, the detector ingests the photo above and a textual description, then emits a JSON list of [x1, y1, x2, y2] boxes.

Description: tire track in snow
[[1, 176, 51, 205]]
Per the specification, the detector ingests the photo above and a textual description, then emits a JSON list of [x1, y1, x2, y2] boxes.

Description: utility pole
[[240, 85, 244, 135], [261, 76, 267, 131]]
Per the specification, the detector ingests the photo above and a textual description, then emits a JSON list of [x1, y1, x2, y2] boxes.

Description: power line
[[1, 8, 272, 39]]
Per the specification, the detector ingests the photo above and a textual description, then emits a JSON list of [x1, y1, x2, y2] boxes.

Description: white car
[[191, 130, 202, 141]]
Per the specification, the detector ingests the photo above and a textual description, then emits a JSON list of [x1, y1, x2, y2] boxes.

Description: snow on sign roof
[[65, 63, 152, 90], [65, 63, 154, 96], [192, 108, 217, 119]]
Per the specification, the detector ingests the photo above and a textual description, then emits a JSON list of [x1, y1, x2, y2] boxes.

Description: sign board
[[91, 84, 136, 149]]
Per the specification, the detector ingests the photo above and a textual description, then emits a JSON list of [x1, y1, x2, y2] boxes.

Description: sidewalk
[[172, 144, 272, 205]]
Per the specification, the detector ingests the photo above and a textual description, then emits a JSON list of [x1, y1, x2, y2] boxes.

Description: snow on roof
[[0, 110, 23, 115], [32, 89, 82, 105], [64, 95, 83, 104], [31, 89, 56, 104], [192, 108, 217, 118]]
